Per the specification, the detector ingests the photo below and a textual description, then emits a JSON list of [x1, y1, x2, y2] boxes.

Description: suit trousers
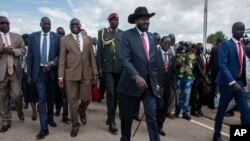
[[214, 80, 250, 138], [208, 71, 218, 108], [166, 88, 176, 115], [103, 73, 120, 125], [0, 72, 23, 126], [119, 89, 160, 141], [65, 79, 91, 126], [35, 68, 56, 131]]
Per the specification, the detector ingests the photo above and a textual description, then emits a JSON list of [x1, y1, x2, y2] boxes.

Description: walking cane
[[132, 112, 145, 137]]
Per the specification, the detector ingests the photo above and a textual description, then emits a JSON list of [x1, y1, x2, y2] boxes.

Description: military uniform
[[97, 27, 123, 126]]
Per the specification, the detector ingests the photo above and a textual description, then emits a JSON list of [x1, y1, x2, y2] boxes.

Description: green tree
[[207, 31, 226, 45]]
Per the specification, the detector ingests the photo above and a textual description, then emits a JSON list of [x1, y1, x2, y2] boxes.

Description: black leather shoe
[[109, 123, 118, 134], [48, 121, 57, 127], [225, 111, 234, 117], [197, 110, 203, 116], [213, 135, 222, 141], [183, 115, 191, 120], [62, 117, 70, 124], [18, 112, 25, 120], [36, 130, 49, 139], [0, 124, 11, 133], [158, 128, 166, 136], [70, 124, 80, 137], [32, 112, 37, 121], [208, 105, 215, 110], [191, 111, 200, 117], [55, 110, 60, 117], [133, 116, 140, 121]]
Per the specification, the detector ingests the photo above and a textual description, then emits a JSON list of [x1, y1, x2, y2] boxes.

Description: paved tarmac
[[0, 100, 240, 141]]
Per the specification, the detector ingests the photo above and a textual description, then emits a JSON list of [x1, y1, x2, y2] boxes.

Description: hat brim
[[128, 13, 155, 24]]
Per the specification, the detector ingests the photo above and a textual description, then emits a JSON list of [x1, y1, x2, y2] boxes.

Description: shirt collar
[[136, 27, 147, 36], [41, 31, 50, 36], [232, 37, 241, 45], [71, 33, 82, 39], [160, 48, 168, 54]]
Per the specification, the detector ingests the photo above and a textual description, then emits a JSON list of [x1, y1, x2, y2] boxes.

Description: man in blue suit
[[213, 22, 250, 141], [27, 17, 60, 139], [117, 7, 160, 141]]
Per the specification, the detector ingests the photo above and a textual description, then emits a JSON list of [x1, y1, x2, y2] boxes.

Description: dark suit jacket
[[207, 45, 219, 74], [117, 27, 159, 97], [156, 49, 177, 97], [216, 39, 246, 86], [27, 31, 60, 81], [97, 28, 123, 73], [0, 32, 26, 81], [193, 53, 207, 81]]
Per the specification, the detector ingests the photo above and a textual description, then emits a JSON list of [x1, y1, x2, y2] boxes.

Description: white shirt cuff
[[229, 81, 236, 86], [58, 78, 63, 80]]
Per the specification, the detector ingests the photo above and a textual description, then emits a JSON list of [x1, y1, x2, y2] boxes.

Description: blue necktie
[[41, 33, 47, 64]]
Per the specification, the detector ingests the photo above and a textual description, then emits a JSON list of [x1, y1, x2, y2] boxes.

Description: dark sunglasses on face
[[58, 33, 65, 35], [0, 22, 9, 25], [70, 23, 79, 26]]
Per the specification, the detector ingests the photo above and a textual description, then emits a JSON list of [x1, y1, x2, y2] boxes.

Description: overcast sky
[[1, 0, 249, 42]]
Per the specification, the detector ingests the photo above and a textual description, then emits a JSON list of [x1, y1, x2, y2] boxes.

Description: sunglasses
[[70, 23, 79, 26], [0, 22, 9, 25], [58, 32, 65, 35]]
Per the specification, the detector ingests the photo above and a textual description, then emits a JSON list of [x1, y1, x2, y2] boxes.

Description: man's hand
[[156, 85, 160, 93], [6, 46, 14, 55], [232, 83, 243, 94], [205, 78, 211, 85], [92, 76, 97, 84], [58, 79, 64, 88], [27, 77, 33, 85], [44, 61, 54, 71], [98, 69, 103, 77], [134, 75, 148, 90]]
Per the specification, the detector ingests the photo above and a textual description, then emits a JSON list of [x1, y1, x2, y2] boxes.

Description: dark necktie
[[141, 33, 149, 60], [238, 41, 243, 77], [41, 33, 47, 64]]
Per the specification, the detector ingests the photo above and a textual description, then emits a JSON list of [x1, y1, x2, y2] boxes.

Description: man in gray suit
[[0, 16, 26, 133]]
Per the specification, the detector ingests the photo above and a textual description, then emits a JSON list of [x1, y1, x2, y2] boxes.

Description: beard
[[137, 23, 149, 32]]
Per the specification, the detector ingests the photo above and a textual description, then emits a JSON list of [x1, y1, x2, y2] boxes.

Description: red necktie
[[164, 53, 169, 71], [237, 41, 243, 77], [141, 33, 149, 60]]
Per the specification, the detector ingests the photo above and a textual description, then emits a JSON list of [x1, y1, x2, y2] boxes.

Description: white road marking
[[190, 119, 230, 137]]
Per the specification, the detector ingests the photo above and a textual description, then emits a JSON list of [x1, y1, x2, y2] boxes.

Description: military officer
[[97, 13, 123, 134]]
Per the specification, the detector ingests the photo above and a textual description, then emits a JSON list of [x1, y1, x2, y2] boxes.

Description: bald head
[[232, 22, 245, 40], [70, 18, 81, 34], [40, 16, 51, 33], [0, 16, 10, 33]]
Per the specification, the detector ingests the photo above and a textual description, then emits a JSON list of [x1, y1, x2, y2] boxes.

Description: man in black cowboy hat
[[117, 7, 160, 141]]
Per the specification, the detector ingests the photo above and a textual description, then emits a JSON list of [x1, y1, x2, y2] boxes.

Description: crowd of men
[[0, 6, 250, 141]]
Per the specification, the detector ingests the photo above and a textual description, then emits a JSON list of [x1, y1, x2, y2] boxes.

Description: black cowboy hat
[[128, 7, 155, 24]]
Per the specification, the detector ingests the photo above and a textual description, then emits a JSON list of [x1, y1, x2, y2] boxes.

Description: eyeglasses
[[0, 22, 9, 25], [70, 23, 79, 26], [58, 33, 65, 35]]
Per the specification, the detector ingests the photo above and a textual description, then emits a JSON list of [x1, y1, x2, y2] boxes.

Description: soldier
[[97, 13, 123, 134]]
